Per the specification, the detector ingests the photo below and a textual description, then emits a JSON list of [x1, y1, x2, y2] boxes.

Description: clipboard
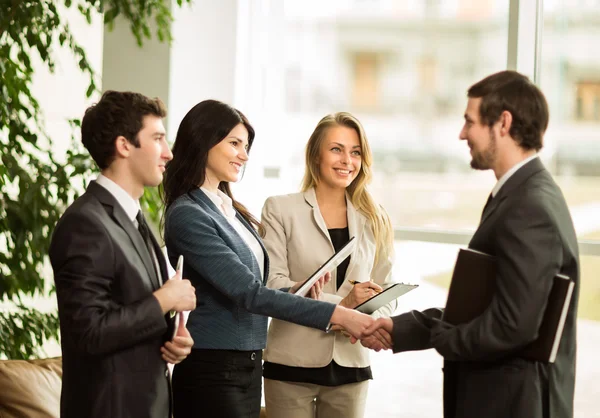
[[354, 282, 419, 314], [294, 237, 356, 297]]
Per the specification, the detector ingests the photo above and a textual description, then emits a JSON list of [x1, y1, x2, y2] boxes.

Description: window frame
[[397, 0, 600, 256]]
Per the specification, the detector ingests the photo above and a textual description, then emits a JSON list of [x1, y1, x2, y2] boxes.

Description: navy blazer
[[164, 188, 336, 351]]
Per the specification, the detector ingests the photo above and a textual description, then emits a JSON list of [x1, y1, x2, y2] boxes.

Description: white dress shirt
[[95, 174, 141, 223]]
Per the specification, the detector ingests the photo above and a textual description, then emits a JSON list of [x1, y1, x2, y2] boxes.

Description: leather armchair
[[0, 357, 62, 418]]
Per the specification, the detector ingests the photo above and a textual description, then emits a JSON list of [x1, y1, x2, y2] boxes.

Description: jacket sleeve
[[50, 212, 167, 356], [430, 197, 562, 361], [166, 202, 336, 331], [391, 308, 442, 353]]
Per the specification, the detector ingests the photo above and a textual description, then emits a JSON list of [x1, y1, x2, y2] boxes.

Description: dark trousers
[[172, 348, 262, 418]]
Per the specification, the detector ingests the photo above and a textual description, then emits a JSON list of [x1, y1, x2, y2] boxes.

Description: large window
[[35, 1, 598, 416], [232, 1, 599, 417], [540, 3, 600, 415]]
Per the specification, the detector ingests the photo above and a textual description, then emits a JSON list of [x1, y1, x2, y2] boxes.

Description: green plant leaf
[[0, 0, 192, 360]]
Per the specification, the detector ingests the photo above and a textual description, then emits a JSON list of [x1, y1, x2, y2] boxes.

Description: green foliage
[[0, 304, 61, 359], [0, 0, 190, 359]]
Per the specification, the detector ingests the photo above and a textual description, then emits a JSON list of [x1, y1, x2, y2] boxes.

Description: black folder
[[442, 248, 574, 363]]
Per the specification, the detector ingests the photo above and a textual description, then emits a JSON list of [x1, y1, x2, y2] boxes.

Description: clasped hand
[[339, 317, 395, 352]]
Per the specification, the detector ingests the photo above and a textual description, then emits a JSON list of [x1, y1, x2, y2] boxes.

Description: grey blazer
[[390, 158, 580, 418], [164, 188, 336, 351], [50, 181, 172, 418]]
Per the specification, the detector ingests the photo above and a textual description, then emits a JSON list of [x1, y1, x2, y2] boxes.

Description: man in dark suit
[[49, 91, 197, 418], [363, 71, 580, 418]]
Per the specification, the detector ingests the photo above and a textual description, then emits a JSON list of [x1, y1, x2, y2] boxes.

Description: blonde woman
[[261, 112, 397, 418]]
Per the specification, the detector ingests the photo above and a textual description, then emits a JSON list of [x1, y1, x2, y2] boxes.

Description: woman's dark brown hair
[[162, 100, 264, 236]]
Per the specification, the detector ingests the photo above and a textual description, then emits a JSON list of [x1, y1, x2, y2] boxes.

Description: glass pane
[[234, 0, 509, 230], [540, 4, 600, 416], [540, 0, 600, 237]]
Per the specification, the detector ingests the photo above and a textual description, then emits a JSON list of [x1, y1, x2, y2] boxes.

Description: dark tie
[[480, 193, 494, 221], [136, 210, 159, 278]]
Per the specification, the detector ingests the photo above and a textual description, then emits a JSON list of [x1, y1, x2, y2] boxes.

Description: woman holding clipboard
[[261, 112, 398, 418], [162, 101, 374, 418]]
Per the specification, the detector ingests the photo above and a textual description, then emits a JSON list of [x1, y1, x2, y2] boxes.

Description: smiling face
[[128, 115, 172, 188], [203, 123, 249, 190], [459, 97, 497, 171], [317, 125, 362, 190]]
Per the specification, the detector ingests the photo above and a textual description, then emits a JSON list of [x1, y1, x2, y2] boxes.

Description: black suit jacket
[[391, 158, 580, 418], [50, 181, 173, 418]]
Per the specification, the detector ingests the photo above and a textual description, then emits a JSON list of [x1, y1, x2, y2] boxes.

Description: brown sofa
[[0, 357, 62, 418], [0, 357, 267, 418]]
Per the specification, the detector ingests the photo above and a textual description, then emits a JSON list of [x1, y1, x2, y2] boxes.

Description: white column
[[507, 0, 544, 83], [101, 12, 171, 112], [168, 0, 239, 135], [101, 0, 240, 137]]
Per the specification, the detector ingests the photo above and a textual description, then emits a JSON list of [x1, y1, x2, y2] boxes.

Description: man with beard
[[362, 70, 580, 418]]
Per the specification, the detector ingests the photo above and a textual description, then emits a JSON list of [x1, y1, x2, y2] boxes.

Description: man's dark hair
[[81, 90, 167, 169], [468, 70, 549, 151]]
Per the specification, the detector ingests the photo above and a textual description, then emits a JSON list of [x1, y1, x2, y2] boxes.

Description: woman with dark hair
[[163, 100, 376, 418]]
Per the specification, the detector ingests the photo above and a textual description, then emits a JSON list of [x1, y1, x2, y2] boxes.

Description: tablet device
[[294, 237, 356, 297], [354, 282, 419, 314], [171, 255, 184, 339]]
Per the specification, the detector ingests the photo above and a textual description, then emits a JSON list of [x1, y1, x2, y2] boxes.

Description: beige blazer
[[261, 188, 397, 368]]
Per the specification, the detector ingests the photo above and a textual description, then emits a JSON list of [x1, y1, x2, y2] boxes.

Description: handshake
[[330, 313, 394, 352], [302, 275, 396, 352], [328, 280, 395, 352]]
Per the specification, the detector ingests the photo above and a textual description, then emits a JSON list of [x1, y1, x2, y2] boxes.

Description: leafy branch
[[0, 0, 191, 359]]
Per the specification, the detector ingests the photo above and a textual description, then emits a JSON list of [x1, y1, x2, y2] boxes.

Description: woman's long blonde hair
[[301, 112, 393, 262]]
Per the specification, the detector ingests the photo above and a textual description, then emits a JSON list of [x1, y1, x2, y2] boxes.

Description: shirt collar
[[200, 187, 237, 218], [95, 174, 141, 222], [492, 154, 539, 197]]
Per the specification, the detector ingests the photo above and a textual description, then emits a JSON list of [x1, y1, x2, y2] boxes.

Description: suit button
[[250, 352, 256, 360]]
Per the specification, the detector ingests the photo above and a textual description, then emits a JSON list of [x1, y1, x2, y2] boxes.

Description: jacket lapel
[[236, 213, 270, 283], [479, 157, 546, 227], [88, 182, 160, 290], [189, 189, 270, 283], [303, 189, 333, 245], [344, 196, 365, 281], [479, 193, 505, 226]]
